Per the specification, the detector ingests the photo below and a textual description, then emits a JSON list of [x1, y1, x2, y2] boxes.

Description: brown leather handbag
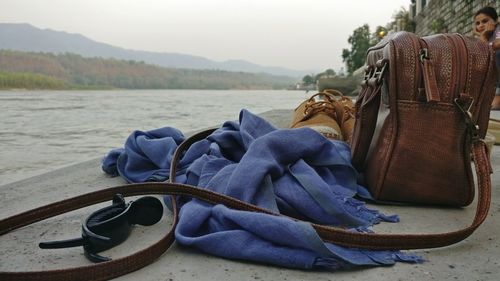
[[351, 31, 497, 206]]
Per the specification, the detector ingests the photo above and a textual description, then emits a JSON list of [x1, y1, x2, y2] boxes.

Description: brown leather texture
[[351, 32, 497, 206]]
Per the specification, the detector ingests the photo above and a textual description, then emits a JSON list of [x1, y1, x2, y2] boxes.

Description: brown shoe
[[290, 92, 343, 140], [322, 89, 356, 143], [492, 95, 500, 110]]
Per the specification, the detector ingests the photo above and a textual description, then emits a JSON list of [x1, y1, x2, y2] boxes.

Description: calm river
[[0, 89, 310, 185]]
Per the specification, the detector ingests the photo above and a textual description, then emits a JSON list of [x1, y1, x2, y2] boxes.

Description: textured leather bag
[[351, 31, 497, 206]]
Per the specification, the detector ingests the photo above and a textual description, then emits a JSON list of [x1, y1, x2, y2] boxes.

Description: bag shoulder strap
[[0, 129, 491, 281], [167, 128, 492, 251]]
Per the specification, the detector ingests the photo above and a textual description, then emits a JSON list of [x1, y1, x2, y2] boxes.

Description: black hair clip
[[39, 194, 163, 263]]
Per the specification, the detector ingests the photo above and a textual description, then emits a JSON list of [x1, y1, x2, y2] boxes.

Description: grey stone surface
[[1, 109, 499, 281]]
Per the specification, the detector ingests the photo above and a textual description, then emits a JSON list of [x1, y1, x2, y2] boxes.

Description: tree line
[[0, 71, 69, 89], [296, 8, 412, 95], [342, 8, 413, 74], [0, 50, 296, 90]]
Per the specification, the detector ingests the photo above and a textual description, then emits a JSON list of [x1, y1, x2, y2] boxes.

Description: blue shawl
[[102, 109, 423, 270]]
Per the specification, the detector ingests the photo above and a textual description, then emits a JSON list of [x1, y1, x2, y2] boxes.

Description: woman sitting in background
[[474, 6, 500, 109]]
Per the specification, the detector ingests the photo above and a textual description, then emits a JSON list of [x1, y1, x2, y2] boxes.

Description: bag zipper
[[409, 34, 422, 101], [447, 34, 469, 99], [418, 38, 441, 102]]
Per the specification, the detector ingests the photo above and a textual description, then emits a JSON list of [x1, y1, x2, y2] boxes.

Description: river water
[[0, 89, 310, 186]]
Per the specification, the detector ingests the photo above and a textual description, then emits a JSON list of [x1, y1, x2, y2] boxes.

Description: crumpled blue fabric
[[102, 109, 423, 270]]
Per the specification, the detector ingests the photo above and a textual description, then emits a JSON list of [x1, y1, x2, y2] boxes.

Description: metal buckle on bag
[[454, 97, 480, 141], [364, 59, 388, 88], [39, 194, 163, 262], [373, 59, 388, 85], [419, 48, 429, 62], [362, 65, 374, 86]]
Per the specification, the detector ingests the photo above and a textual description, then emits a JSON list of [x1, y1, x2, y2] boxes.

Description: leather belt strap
[[0, 129, 491, 281]]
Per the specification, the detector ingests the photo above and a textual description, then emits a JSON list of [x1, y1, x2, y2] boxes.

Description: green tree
[[392, 8, 414, 32], [311, 68, 337, 84], [324, 68, 336, 77], [302, 74, 314, 85], [342, 24, 371, 75]]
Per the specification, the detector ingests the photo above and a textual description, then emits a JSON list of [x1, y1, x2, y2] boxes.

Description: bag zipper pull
[[419, 48, 441, 103]]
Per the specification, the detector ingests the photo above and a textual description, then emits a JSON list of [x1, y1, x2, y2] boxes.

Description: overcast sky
[[1, 0, 410, 73]]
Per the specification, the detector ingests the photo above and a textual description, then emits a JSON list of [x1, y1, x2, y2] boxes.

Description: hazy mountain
[[0, 50, 297, 90], [0, 23, 307, 77]]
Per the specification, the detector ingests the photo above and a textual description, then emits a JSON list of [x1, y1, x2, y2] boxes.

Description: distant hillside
[[0, 50, 297, 90], [0, 23, 308, 77]]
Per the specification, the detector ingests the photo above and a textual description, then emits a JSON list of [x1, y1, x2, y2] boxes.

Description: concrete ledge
[[1, 109, 499, 280]]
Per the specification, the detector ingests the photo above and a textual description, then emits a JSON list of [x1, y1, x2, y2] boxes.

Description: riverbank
[[1, 109, 499, 281]]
